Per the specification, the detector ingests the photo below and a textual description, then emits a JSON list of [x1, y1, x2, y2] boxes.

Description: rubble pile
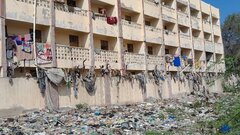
[[0, 93, 223, 135]]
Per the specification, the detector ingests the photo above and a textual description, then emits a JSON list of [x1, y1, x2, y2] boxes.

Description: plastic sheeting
[[45, 68, 65, 86]]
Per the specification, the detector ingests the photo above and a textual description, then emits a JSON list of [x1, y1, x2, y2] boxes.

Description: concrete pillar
[[160, 0, 166, 73], [141, 0, 148, 74], [88, 0, 95, 68], [116, 0, 125, 75], [187, 0, 196, 72], [209, 6, 216, 72], [0, 0, 7, 77], [49, 0, 57, 67]]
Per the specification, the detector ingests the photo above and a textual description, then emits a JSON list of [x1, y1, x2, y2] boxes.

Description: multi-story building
[[0, 0, 225, 77]]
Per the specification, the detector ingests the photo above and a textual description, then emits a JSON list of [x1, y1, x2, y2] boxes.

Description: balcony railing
[[145, 25, 162, 33], [191, 16, 201, 29], [124, 53, 145, 65], [144, 0, 160, 6], [16, 0, 50, 8], [54, 3, 88, 16], [95, 49, 118, 63], [177, 0, 188, 5], [147, 55, 164, 65], [56, 44, 90, 62], [122, 20, 142, 29], [162, 5, 176, 22]]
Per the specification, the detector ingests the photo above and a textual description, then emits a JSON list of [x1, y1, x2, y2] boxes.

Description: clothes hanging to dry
[[107, 17, 117, 25]]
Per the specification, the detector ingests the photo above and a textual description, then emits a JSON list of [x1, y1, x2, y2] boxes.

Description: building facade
[[0, 0, 224, 76]]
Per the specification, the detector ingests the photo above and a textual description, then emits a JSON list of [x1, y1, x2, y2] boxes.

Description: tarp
[[45, 68, 65, 86]]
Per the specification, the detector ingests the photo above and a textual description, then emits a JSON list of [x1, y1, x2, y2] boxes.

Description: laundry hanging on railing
[[107, 17, 117, 25], [36, 43, 53, 64], [173, 54, 181, 67]]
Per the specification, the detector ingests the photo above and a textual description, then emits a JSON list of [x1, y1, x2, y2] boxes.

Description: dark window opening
[[101, 40, 109, 50], [125, 15, 132, 22], [30, 29, 42, 43], [67, 0, 76, 7], [69, 35, 79, 47], [165, 49, 170, 54], [127, 44, 134, 53], [98, 8, 106, 15], [145, 21, 151, 26], [148, 46, 153, 55]]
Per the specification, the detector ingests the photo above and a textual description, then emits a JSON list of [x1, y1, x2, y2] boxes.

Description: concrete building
[[0, 0, 225, 110]]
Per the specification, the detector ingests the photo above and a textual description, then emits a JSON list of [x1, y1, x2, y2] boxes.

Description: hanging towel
[[24, 34, 31, 41], [173, 56, 181, 67]]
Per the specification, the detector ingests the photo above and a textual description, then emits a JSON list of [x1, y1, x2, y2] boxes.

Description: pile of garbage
[[0, 93, 224, 135]]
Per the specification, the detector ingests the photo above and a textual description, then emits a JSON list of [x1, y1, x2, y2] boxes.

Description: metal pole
[[33, 0, 39, 77]]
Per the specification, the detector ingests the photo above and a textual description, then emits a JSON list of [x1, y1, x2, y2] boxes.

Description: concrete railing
[[124, 53, 145, 65], [205, 40, 214, 52], [180, 34, 192, 49], [54, 2, 88, 16], [213, 24, 221, 36], [56, 44, 90, 62], [147, 55, 164, 65], [94, 49, 118, 63], [193, 38, 204, 51], [178, 12, 190, 26], [177, 0, 188, 5], [16, 0, 50, 8], [162, 6, 176, 22], [122, 20, 142, 29], [215, 43, 224, 54], [145, 25, 162, 33], [191, 17, 201, 30], [164, 30, 178, 46]]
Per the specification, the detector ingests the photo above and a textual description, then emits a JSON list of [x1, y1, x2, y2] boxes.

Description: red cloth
[[107, 17, 117, 25]]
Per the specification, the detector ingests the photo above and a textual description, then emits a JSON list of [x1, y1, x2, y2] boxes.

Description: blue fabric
[[220, 124, 231, 134], [174, 56, 181, 67], [14, 36, 23, 45]]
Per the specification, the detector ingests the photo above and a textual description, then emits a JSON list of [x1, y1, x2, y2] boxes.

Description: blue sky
[[203, 0, 240, 23]]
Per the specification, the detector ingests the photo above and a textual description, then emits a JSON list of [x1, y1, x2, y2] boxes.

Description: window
[[69, 35, 79, 47], [145, 21, 151, 26], [125, 15, 132, 22], [101, 40, 108, 50], [98, 8, 106, 15], [148, 46, 153, 55], [127, 44, 134, 53], [30, 29, 42, 42], [67, 0, 76, 7], [165, 49, 170, 54]]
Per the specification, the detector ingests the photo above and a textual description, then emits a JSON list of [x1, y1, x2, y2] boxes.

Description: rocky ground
[[0, 92, 239, 135]]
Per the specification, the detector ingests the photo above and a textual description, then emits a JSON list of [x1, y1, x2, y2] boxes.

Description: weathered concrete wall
[[0, 76, 223, 111]]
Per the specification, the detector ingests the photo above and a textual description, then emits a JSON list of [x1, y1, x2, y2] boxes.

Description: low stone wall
[[0, 76, 223, 111]]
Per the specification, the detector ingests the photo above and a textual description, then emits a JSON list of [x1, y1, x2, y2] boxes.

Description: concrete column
[[88, 0, 95, 68], [50, 0, 57, 67], [116, 0, 125, 75], [175, 0, 181, 56], [141, 0, 148, 73], [160, 0, 166, 73], [209, 6, 216, 72], [199, 1, 207, 72], [187, 0, 196, 72], [0, 0, 7, 77]]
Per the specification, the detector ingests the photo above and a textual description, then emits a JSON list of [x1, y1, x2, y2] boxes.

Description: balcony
[[193, 38, 204, 51], [92, 14, 117, 37], [191, 17, 201, 30], [95, 49, 118, 69], [145, 26, 163, 44], [122, 20, 142, 41], [55, 3, 89, 32], [97, 0, 115, 5], [195, 60, 206, 72], [121, 0, 141, 13], [177, 0, 188, 5], [189, 0, 200, 10], [216, 63, 225, 73], [162, 6, 176, 23], [178, 12, 190, 26], [147, 55, 165, 70], [213, 24, 221, 36], [203, 20, 212, 33], [164, 30, 178, 46], [205, 40, 214, 52], [215, 43, 224, 54], [6, 0, 50, 25], [180, 34, 192, 49], [206, 61, 215, 72], [124, 53, 145, 70], [144, 0, 160, 18], [56, 44, 90, 68]]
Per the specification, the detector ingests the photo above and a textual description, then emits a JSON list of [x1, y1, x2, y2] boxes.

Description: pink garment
[[24, 34, 31, 41]]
